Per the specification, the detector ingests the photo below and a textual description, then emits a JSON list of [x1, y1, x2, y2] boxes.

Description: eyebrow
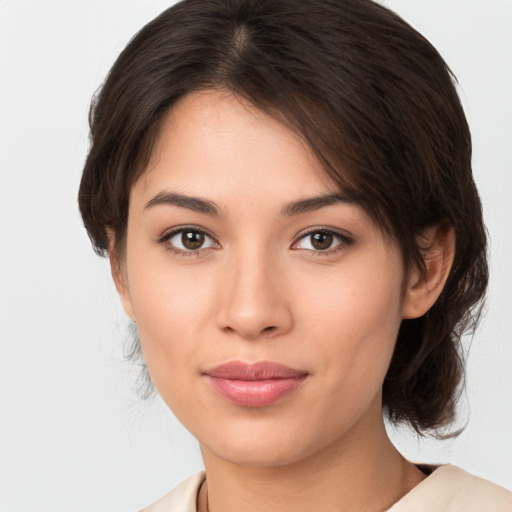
[[144, 191, 358, 217], [144, 191, 221, 216], [281, 192, 358, 216]]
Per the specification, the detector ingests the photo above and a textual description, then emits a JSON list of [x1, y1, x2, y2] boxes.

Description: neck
[[198, 405, 426, 512]]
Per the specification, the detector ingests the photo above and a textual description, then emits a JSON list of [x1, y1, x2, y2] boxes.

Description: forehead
[[126, 89, 400, 260], [134, 89, 340, 202]]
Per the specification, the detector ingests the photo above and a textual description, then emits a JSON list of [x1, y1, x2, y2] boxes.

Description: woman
[[78, 0, 512, 510]]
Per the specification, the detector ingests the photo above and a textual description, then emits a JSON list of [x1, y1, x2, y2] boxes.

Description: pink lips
[[203, 361, 308, 408]]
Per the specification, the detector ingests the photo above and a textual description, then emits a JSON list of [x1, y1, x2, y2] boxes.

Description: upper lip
[[203, 360, 308, 380]]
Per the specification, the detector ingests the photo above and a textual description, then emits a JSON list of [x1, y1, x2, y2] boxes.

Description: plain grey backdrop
[[1, 1, 511, 510]]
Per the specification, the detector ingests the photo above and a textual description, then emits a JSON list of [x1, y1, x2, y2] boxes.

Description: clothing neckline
[[141, 464, 512, 512], [191, 464, 445, 511]]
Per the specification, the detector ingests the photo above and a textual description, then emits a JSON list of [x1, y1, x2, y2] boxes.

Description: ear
[[402, 224, 455, 319], [107, 235, 136, 322]]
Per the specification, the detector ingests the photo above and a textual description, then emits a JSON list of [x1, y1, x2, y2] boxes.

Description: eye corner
[[291, 227, 354, 255], [157, 225, 221, 257]]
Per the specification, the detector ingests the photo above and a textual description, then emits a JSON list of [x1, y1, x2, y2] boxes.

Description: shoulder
[[140, 471, 206, 512], [388, 464, 512, 512]]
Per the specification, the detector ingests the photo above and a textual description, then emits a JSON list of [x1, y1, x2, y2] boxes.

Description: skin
[[112, 90, 454, 512]]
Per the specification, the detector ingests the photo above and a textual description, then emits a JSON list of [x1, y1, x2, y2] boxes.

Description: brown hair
[[78, 0, 488, 435]]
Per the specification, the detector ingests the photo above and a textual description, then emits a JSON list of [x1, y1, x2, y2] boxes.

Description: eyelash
[[158, 226, 218, 258], [158, 226, 353, 258], [292, 228, 353, 256]]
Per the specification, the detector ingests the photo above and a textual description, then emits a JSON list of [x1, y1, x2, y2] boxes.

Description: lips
[[203, 361, 308, 408]]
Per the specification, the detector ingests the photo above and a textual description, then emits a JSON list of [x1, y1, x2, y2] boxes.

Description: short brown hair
[[78, 0, 488, 435]]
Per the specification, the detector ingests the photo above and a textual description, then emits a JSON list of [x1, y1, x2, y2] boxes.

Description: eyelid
[[158, 225, 221, 256], [291, 227, 354, 254], [157, 225, 353, 257]]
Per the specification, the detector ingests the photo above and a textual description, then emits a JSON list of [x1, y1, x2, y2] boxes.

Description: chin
[[208, 440, 309, 468], [197, 416, 330, 469]]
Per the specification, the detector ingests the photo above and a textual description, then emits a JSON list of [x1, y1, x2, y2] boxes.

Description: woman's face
[[116, 90, 410, 466]]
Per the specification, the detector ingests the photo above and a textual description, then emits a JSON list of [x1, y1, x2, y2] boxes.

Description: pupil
[[182, 231, 205, 250], [311, 232, 333, 250]]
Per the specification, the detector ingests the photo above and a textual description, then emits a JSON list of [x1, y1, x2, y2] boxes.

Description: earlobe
[[402, 224, 455, 319], [107, 240, 136, 322]]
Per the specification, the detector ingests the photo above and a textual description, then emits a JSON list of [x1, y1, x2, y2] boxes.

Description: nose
[[215, 247, 293, 341]]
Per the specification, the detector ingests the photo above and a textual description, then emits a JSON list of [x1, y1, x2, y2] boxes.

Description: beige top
[[141, 465, 512, 512]]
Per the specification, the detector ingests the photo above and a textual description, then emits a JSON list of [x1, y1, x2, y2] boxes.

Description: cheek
[[125, 249, 216, 393], [126, 224, 214, 324], [133, 270, 212, 334], [300, 256, 404, 389]]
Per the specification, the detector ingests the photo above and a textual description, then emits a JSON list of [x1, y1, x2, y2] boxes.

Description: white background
[[0, 1, 511, 510]]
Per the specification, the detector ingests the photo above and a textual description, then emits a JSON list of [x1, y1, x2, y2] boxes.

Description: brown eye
[[293, 229, 350, 254], [166, 229, 216, 252], [182, 231, 205, 250], [310, 232, 333, 250]]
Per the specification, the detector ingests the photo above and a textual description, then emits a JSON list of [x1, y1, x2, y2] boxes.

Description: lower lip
[[206, 376, 306, 408]]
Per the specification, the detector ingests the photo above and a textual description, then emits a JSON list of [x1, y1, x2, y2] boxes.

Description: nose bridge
[[216, 241, 292, 340]]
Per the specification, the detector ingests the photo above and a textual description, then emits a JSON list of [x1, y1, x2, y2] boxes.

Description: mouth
[[202, 360, 309, 408]]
